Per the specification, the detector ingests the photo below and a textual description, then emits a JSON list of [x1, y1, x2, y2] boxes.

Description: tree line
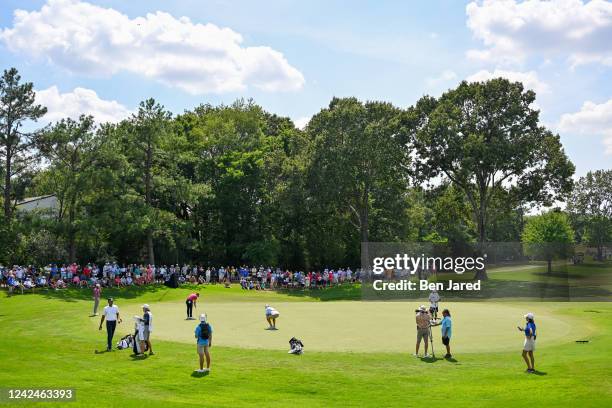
[[1, 67, 610, 272]]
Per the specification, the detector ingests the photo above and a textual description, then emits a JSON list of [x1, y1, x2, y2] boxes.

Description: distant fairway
[[114, 300, 589, 353]]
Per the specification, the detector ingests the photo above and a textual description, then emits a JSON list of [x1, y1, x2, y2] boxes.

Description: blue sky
[[1, 0, 611, 177]]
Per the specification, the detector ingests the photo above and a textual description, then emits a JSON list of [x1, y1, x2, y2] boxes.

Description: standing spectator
[[194, 313, 213, 373], [429, 289, 440, 319], [186, 293, 199, 320], [414, 305, 432, 358], [99, 298, 122, 351], [92, 284, 101, 316]]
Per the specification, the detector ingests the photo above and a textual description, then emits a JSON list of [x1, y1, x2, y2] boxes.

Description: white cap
[[419, 305, 427, 311], [199, 313, 207, 322], [524, 312, 534, 320], [265, 304, 270, 308], [142, 304, 150, 310]]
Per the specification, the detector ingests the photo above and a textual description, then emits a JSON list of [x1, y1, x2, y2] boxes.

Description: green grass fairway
[[1, 285, 611, 407]]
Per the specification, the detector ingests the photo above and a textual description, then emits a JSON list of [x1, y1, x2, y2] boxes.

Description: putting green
[[104, 300, 590, 353]]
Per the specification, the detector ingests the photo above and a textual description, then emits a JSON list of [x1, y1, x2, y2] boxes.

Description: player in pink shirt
[[186, 293, 199, 320]]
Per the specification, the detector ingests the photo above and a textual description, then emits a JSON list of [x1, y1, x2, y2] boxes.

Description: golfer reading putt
[[195, 313, 212, 373], [265, 304, 280, 329], [518, 312, 537, 373], [186, 292, 199, 320]]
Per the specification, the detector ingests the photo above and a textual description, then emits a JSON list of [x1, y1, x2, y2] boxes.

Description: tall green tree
[[0, 67, 47, 221], [568, 170, 612, 261], [522, 210, 575, 274], [124, 99, 172, 265], [37, 115, 98, 262], [408, 78, 575, 278], [307, 97, 410, 252]]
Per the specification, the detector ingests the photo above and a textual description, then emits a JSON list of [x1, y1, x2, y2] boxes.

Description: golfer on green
[[518, 312, 536, 373]]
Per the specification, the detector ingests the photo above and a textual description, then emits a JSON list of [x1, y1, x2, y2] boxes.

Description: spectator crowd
[[0, 263, 360, 295]]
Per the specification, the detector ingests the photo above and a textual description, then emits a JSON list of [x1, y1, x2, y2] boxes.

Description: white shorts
[[268, 312, 279, 318], [523, 338, 536, 351]]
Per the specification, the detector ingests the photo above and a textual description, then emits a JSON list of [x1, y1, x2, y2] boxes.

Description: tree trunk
[[597, 245, 603, 262], [147, 233, 155, 266], [4, 150, 11, 220], [145, 142, 155, 266], [68, 194, 77, 263], [547, 259, 552, 274], [473, 201, 489, 280]]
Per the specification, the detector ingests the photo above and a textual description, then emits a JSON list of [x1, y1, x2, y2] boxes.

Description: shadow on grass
[[37, 284, 174, 303], [531, 370, 547, 376], [279, 284, 362, 301], [190, 371, 209, 378], [532, 272, 588, 280], [130, 354, 149, 361], [419, 356, 442, 363], [445, 357, 458, 363]]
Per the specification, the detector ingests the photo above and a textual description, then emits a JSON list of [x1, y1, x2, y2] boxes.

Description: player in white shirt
[[265, 304, 280, 329], [99, 298, 122, 351], [428, 290, 441, 319]]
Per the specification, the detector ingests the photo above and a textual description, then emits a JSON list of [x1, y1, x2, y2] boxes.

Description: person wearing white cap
[[414, 305, 432, 357], [428, 289, 440, 319], [142, 304, 154, 355], [265, 304, 280, 329], [194, 313, 213, 373], [517, 312, 537, 373]]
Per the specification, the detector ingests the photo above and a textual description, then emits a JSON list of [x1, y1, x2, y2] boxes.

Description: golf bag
[[117, 334, 134, 350], [288, 337, 304, 355]]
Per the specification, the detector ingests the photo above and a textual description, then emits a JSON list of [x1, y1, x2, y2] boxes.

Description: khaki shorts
[[417, 327, 429, 342], [143, 327, 150, 341], [198, 344, 209, 354]]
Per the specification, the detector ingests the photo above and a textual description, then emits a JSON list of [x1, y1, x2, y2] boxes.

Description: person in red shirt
[[186, 293, 199, 320], [83, 264, 91, 277]]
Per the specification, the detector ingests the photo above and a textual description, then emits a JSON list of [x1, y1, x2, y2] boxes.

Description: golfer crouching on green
[[195, 313, 212, 373], [518, 312, 536, 373]]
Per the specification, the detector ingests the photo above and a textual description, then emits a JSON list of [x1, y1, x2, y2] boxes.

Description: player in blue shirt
[[440, 309, 452, 358], [518, 312, 536, 373], [195, 313, 213, 373]]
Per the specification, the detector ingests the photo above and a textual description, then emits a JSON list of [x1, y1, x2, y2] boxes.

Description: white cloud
[[1, 0, 305, 94], [36, 86, 131, 124], [466, 0, 612, 67], [466, 69, 549, 93], [559, 99, 612, 154], [426, 70, 457, 87], [293, 116, 310, 130]]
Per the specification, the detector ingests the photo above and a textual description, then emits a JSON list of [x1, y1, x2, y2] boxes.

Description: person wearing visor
[[518, 312, 537, 373]]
